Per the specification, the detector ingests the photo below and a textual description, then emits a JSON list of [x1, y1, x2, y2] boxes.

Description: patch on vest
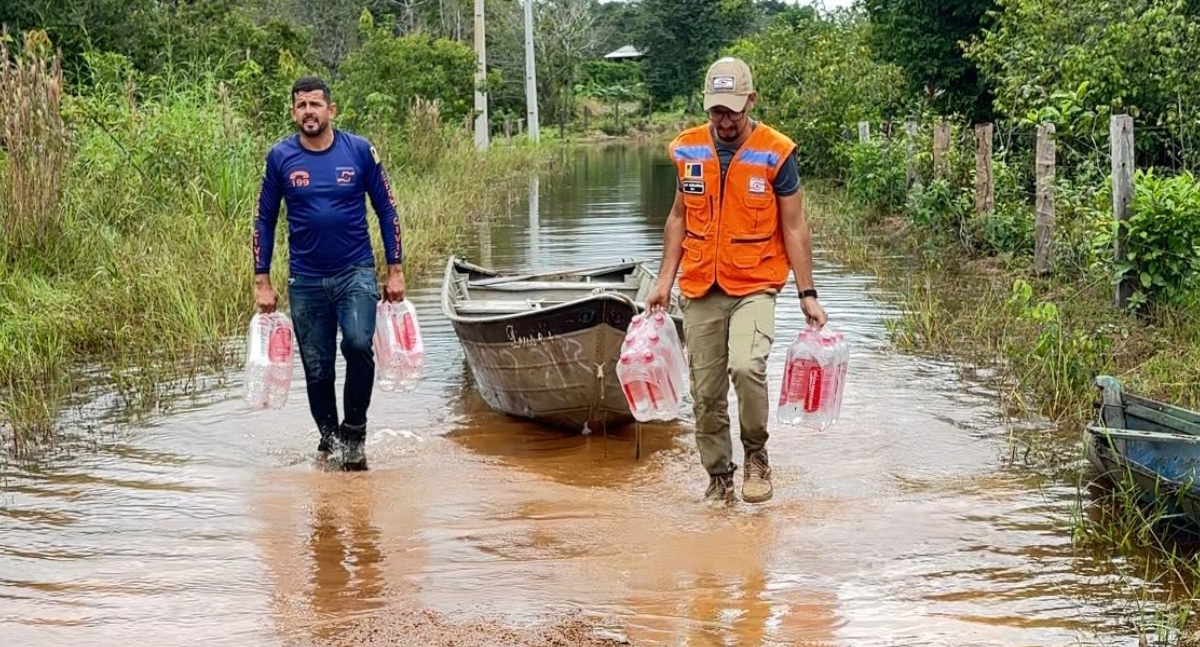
[[681, 179, 706, 195], [749, 176, 767, 194], [684, 162, 703, 178]]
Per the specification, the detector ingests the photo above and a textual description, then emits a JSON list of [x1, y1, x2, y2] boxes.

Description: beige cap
[[703, 57, 754, 112]]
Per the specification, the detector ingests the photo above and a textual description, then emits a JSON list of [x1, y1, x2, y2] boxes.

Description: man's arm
[[253, 153, 283, 312], [779, 190, 815, 292], [253, 154, 282, 275], [656, 189, 687, 285], [364, 144, 402, 267], [363, 143, 406, 301], [780, 189, 828, 326], [646, 188, 686, 311]]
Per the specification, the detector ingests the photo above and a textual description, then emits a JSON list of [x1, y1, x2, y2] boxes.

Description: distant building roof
[[603, 45, 643, 59]]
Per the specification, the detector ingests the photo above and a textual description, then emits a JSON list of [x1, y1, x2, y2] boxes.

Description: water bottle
[[616, 349, 682, 422], [617, 311, 687, 421], [624, 311, 688, 388], [243, 312, 294, 409], [374, 299, 425, 392], [777, 325, 848, 430], [829, 330, 849, 417]]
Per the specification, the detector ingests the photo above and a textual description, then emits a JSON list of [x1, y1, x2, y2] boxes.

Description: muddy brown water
[[1, 144, 1154, 646]]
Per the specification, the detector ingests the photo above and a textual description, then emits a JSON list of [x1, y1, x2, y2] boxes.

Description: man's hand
[[801, 295, 827, 328], [385, 264, 406, 302], [645, 278, 673, 313], [255, 274, 278, 313]]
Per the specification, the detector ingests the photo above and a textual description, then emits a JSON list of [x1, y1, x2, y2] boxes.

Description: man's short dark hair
[[291, 76, 331, 104]]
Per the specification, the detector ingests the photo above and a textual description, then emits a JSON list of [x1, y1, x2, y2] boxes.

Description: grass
[[0, 47, 553, 453], [806, 180, 1200, 646]]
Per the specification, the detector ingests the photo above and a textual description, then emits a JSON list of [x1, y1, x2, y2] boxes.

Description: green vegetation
[[727, 7, 907, 176], [6, 0, 1200, 638], [702, 1, 1200, 642], [0, 9, 552, 450]]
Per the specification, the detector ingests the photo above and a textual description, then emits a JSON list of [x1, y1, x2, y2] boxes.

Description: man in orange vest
[[646, 57, 827, 507]]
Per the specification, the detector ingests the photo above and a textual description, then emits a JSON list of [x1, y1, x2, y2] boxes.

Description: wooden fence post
[[1111, 114, 1135, 308], [1033, 122, 1056, 275], [905, 120, 919, 188], [933, 121, 951, 180], [975, 123, 994, 218], [858, 121, 870, 143]]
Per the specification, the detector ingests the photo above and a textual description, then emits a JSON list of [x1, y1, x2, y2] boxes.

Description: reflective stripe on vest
[[669, 123, 795, 299]]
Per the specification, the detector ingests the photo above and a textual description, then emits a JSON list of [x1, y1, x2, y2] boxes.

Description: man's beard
[[300, 119, 328, 136]]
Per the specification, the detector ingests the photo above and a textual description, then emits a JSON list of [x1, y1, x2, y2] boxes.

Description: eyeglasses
[[707, 108, 746, 124]]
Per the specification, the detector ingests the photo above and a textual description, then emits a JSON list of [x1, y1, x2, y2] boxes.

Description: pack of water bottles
[[616, 310, 688, 422], [777, 324, 849, 431], [243, 311, 295, 409], [374, 299, 426, 392]]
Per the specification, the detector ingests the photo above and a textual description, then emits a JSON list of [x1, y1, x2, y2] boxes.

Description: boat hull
[[452, 295, 639, 432], [1085, 376, 1200, 533], [441, 256, 683, 433]]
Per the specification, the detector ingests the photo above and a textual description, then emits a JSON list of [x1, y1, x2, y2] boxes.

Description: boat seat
[[454, 299, 547, 315], [469, 279, 634, 292]]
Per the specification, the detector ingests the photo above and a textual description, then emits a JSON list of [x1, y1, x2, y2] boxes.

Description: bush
[[905, 178, 971, 249], [838, 138, 908, 216], [975, 156, 1035, 257], [726, 7, 908, 177], [980, 199, 1035, 257], [334, 11, 478, 134], [1109, 169, 1200, 310]]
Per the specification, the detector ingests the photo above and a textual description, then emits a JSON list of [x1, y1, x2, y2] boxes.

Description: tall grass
[[810, 184, 1200, 645], [0, 43, 550, 453], [0, 29, 70, 269]]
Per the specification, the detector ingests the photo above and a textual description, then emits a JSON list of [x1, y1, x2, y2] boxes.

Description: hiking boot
[[742, 449, 773, 503], [316, 428, 336, 464], [338, 423, 368, 471], [705, 472, 735, 507]]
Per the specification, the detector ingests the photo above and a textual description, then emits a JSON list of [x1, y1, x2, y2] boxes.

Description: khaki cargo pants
[[680, 288, 777, 476]]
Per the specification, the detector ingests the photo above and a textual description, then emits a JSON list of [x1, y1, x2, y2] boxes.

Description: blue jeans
[[287, 262, 378, 446]]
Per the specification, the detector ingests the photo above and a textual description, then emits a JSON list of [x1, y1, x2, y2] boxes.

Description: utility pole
[[473, 0, 489, 150], [523, 0, 539, 142]]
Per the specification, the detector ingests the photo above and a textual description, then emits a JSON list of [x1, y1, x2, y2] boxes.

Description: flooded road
[[2, 143, 1148, 646]]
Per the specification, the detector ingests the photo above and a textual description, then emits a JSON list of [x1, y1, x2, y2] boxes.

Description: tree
[[965, 0, 1200, 167], [593, 0, 640, 56], [633, 0, 756, 108], [535, 0, 603, 128], [863, 0, 996, 120], [2, 0, 310, 87], [335, 11, 479, 130], [726, 6, 908, 175]]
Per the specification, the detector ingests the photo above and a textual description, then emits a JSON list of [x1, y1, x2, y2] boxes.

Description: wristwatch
[[800, 288, 818, 299]]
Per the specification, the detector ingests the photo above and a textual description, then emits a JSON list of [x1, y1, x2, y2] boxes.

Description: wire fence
[[841, 114, 1200, 309]]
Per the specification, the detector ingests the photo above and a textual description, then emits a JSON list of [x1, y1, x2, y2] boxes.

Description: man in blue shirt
[[252, 76, 405, 470]]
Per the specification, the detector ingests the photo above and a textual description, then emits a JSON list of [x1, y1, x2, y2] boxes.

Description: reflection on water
[[0, 141, 1157, 646]]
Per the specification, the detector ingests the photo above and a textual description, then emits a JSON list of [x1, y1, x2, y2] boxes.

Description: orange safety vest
[[669, 122, 796, 299]]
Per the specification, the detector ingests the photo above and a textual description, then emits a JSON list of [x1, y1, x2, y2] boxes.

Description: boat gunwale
[[439, 255, 653, 327], [1087, 376, 1200, 500]]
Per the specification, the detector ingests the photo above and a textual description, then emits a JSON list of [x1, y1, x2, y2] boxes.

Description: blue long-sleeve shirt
[[252, 130, 402, 278]]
